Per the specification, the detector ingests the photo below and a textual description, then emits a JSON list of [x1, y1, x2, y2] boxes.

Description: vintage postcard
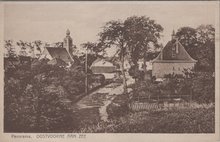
[[0, 1, 219, 142]]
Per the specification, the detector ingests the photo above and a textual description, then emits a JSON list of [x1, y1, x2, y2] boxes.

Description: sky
[[4, 1, 217, 50]]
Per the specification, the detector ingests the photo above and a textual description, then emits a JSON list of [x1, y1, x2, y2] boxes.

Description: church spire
[[171, 30, 176, 40], [63, 29, 73, 53], [66, 29, 70, 36]]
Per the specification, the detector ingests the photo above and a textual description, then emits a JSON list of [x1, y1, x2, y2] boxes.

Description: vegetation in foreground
[[78, 107, 214, 133]]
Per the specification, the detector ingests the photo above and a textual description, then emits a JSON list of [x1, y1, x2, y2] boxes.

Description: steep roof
[[47, 58, 68, 66], [45, 47, 73, 63], [91, 58, 116, 73], [152, 39, 197, 63], [91, 58, 115, 67]]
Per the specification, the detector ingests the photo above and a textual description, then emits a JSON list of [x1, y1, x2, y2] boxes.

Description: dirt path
[[72, 76, 134, 124]]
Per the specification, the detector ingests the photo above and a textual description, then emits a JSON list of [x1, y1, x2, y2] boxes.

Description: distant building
[[90, 58, 116, 79], [137, 59, 153, 71], [39, 29, 77, 67], [152, 31, 197, 78]]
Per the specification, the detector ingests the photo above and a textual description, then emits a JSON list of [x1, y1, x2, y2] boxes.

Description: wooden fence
[[129, 95, 192, 111]]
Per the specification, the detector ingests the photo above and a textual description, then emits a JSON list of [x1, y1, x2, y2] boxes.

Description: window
[[172, 52, 176, 58]]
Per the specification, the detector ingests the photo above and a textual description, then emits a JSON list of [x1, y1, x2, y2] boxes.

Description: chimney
[[171, 30, 176, 40], [171, 30, 179, 54], [176, 40, 179, 54]]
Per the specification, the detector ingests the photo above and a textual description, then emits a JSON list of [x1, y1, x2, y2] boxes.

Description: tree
[[81, 42, 104, 55], [176, 25, 215, 72], [4, 40, 16, 58], [196, 25, 215, 72], [175, 27, 198, 59], [99, 20, 129, 94], [33, 40, 44, 58], [25, 42, 36, 58], [80, 42, 104, 67], [17, 40, 28, 56], [196, 25, 215, 44], [17, 40, 45, 58], [124, 16, 163, 80], [54, 42, 63, 48], [4, 60, 81, 132]]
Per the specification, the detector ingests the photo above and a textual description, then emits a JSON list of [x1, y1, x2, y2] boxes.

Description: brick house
[[152, 31, 197, 78]]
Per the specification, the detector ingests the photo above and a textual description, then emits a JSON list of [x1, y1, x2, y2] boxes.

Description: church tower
[[63, 29, 73, 53]]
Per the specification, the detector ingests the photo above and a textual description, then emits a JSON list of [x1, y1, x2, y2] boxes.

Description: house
[[152, 31, 197, 78], [39, 29, 77, 67], [90, 58, 116, 79]]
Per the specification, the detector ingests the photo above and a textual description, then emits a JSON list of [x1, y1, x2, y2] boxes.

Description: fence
[[129, 95, 192, 111]]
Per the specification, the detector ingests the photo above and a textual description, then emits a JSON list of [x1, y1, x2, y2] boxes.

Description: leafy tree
[[81, 42, 104, 55], [176, 25, 215, 72], [17, 40, 28, 56], [33, 40, 44, 58], [99, 16, 163, 93], [54, 42, 63, 48], [25, 42, 36, 58], [4, 40, 16, 58], [124, 16, 163, 80], [196, 25, 215, 44], [4, 59, 85, 132], [196, 25, 215, 72], [99, 20, 129, 94], [175, 27, 198, 59], [80, 42, 103, 67]]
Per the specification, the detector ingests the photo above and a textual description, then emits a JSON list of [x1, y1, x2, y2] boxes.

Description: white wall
[[152, 62, 195, 78]]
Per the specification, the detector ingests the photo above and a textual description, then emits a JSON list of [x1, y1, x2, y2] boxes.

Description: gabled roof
[[152, 39, 197, 63], [91, 58, 115, 67], [45, 47, 73, 63]]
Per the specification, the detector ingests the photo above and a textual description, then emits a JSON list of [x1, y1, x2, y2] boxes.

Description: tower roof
[[152, 39, 197, 63], [66, 29, 70, 36]]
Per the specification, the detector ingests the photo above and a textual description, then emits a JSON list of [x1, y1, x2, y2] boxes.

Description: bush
[[132, 71, 214, 104], [107, 94, 129, 119], [78, 107, 214, 133], [4, 60, 85, 132]]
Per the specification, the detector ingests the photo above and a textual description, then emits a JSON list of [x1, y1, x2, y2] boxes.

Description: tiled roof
[[45, 47, 73, 63], [152, 39, 197, 63]]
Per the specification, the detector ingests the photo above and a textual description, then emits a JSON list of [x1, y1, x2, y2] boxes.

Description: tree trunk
[[120, 55, 128, 94], [143, 52, 148, 80]]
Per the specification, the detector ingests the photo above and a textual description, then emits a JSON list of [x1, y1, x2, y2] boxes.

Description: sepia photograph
[[1, 1, 219, 140]]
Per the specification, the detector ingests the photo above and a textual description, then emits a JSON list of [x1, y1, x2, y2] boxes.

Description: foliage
[[78, 107, 214, 133], [99, 16, 163, 92], [175, 27, 198, 59], [176, 25, 215, 72], [190, 72, 215, 103], [132, 70, 214, 104], [99, 20, 129, 93], [4, 40, 16, 58], [4, 59, 86, 132], [124, 16, 163, 63], [124, 16, 163, 80], [107, 93, 129, 119]]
